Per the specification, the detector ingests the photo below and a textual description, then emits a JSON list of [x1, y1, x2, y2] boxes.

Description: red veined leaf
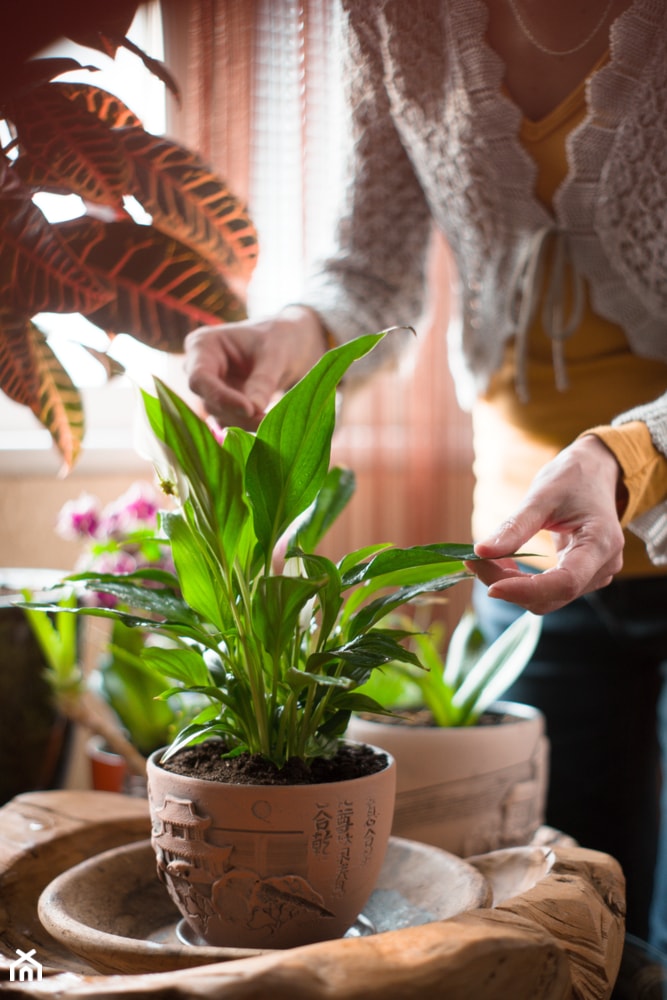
[[0, 159, 113, 316], [28, 322, 84, 470], [56, 217, 248, 350], [6, 83, 131, 207], [54, 81, 143, 130], [0, 311, 39, 405], [119, 129, 258, 282]]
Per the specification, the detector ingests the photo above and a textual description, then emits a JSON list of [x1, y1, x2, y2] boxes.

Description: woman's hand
[[468, 435, 627, 615], [184, 305, 329, 430]]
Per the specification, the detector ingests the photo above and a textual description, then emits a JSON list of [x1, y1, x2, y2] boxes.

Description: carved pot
[[346, 701, 548, 857], [146, 743, 396, 950]]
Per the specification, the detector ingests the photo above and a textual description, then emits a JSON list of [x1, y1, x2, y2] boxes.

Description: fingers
[[184, 323, 277, 430], [183, 308, 329, 430], [468, 435, 626, 615]]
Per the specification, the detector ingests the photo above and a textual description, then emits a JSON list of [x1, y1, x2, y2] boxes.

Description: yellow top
[[472, 61, 667, 576]]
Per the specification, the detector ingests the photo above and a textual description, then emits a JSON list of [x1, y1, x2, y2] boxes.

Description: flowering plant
[[56, 482, 173, 598], [30, 332, 483, 770], [54, 482, 184, 758]]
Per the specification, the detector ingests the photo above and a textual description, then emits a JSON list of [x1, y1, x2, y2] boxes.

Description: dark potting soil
[[160, 740, 389, 786]]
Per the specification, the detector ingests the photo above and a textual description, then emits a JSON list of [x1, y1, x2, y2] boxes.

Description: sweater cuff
[[579, 422, 667, 527]]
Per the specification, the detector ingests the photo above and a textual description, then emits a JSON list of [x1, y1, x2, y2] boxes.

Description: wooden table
[[0, 791, 625, 999]]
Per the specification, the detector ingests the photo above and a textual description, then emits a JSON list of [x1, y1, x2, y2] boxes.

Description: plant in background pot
[[27, 329, 488, 950], [347, 605, 549, 858]]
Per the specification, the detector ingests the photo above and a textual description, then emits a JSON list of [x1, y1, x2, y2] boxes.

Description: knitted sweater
[[303, 0, 667, 561]]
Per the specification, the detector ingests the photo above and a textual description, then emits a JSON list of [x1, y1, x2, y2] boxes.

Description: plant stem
[[58, 688, 147, 777]]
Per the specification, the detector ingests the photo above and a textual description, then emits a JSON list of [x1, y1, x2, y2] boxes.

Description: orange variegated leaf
[[0, 311, 39, 406], [28, 323, 84, 470], [119, 128, 258, 282], [55, 81, 142, 130], [0, 160, 112, 317], [7, 83, 131, 206], [56, 217, 248, 351]]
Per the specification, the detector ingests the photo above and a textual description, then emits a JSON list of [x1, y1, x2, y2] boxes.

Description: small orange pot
[[86, 735, 147, 797], [87, 736, 128, 794]]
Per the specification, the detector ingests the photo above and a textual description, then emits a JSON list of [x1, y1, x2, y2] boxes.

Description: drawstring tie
[[510, 226, 585, 402]]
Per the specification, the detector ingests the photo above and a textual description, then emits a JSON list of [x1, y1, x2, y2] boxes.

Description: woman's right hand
[[184, 305, 330, 430]]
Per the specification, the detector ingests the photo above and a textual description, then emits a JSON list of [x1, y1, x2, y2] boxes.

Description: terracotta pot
[[146, 743, 396, 950], [86, 735, 147, 797], [346, 701, 548, 857]]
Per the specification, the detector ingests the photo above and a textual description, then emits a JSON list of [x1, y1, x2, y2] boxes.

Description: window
[[248, 0, 345, 314]]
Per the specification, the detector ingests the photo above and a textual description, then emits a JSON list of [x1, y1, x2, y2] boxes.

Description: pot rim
[[351, 700, 544, 729], [146, 739, 396, 792]]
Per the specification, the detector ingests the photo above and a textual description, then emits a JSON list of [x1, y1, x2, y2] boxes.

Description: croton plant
[[0, 0, 258, 468]]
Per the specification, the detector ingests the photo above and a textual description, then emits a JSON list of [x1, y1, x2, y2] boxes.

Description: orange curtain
[[160, 0, 475, 633], [161, 0, 255, 202]]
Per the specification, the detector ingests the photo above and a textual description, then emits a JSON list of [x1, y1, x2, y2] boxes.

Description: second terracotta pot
[[346, 701, 548, 857], [146, 743, 396, 950]]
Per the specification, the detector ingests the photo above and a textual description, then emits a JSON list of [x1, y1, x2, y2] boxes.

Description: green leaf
[[289, 467, 356, 554], [442, 609, 485, 689], [337, 543, 393, 582], [142, 645, 211, 688], [348, 572, 473, 636], [451, 611, 542, 722], [253, 575, 322, 662], [246, 333, 385, 559], [288, 551, 343, 652], [285, 668, 352, 693], [342, 543, 475, 588], [150, 381, 253, 568], [161, 511, 231, 631]]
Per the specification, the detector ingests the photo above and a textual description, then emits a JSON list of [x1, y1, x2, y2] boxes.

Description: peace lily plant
[[354, 605, 542, 727], [31, 330, 483, 773]]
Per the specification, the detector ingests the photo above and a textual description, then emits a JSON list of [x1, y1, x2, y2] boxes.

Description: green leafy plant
[[97, 621, 180, 759], [20, 587, 147, 775], [0, 2, 257, 468], [353, 605, 542, 727], [28, 331, 488, 770]]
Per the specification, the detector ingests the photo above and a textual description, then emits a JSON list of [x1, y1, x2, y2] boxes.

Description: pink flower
[[56, 493, 101, 540], [98, 481, 161, 538]]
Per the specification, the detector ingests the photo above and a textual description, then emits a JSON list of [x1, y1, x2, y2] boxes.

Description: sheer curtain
[[160, 0, 475, 631]]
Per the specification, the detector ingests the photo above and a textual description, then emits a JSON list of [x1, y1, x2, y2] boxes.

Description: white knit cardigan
[[302, 0, 667, 562]]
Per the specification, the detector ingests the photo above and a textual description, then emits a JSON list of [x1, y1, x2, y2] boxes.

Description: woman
[[184, 0, 667, 944]]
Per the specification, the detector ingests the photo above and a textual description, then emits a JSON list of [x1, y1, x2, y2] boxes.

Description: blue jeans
[[473, 575, 667, 944]]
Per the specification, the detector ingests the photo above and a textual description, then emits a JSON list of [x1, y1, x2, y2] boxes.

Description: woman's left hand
[[467, 435, 626, 615]]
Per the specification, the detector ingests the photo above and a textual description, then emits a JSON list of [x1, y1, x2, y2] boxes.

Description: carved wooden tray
[[37, 836, 491, 975], [0, 791, 625, 999]]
